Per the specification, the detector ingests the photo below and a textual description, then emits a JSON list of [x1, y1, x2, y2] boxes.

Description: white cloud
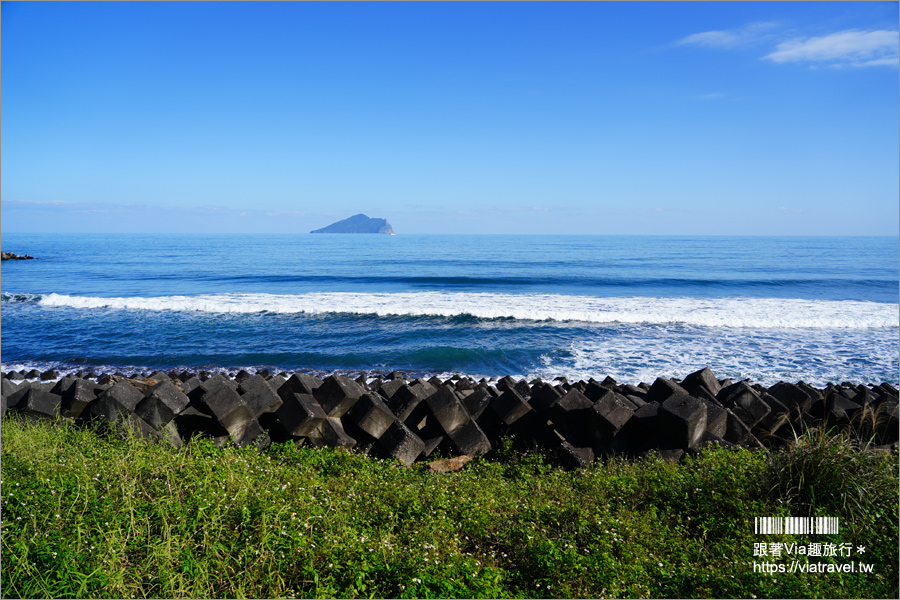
[[765, 29, 899, 67], [677, 22, 778, 49]]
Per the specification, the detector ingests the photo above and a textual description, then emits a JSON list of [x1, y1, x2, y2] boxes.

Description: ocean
[[1, 234, 897, 386]]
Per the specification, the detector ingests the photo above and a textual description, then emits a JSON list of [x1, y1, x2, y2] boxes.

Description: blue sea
[[1, 234, 898, 386]]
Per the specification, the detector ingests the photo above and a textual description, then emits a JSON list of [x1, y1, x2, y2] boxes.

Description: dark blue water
[[2, 234, 897, 385]]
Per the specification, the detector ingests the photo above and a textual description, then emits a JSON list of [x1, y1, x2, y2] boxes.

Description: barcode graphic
[[754, 517, 839, 535]]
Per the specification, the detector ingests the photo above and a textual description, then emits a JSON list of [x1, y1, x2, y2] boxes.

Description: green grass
[[1, 416, 897, 599]]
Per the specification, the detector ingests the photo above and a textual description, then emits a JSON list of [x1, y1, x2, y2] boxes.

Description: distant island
[[310, 214, 395, 234]]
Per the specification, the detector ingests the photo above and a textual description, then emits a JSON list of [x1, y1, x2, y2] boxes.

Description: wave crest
[[3, 291, 897, 329]]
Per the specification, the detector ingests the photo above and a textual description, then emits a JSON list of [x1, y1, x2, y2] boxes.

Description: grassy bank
[[1, 416, 897, 599]]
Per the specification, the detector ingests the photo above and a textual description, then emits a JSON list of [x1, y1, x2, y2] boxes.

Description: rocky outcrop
[[310, 214, 394, 234], [1, 252, 35, 261], [2, 368, 897, 467]]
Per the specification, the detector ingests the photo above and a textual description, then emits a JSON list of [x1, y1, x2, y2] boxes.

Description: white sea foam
[[13, 291, 900, 329]]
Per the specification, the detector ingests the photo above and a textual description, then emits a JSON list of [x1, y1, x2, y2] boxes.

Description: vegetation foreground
[[1, 416, 897, 599]]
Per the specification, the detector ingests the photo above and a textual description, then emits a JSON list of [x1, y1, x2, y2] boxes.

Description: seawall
[[2, 367, 897, 466]]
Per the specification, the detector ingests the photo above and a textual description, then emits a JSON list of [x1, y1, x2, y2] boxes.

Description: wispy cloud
[[676, 22, 778, 49], [677, 23, 898, 69], [764, 29, 899, 67]]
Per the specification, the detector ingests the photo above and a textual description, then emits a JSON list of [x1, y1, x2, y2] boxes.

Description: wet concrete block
[[135, 380, 190, 429], [376, 420, 425, 466], [314, 375, 366, 418], [348, 392, 398, 439], [238, 374, 283, 418], [659, 394, 707, 449]]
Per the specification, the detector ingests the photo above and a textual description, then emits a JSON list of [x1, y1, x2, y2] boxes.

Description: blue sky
[[2, 1, 898, 235]]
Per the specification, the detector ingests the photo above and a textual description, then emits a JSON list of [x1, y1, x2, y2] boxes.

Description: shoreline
[[3, 366, 897, 466]]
